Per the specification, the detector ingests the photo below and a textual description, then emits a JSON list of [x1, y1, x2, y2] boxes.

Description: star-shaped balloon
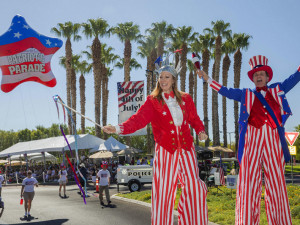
[[0, 14, 62, 93]]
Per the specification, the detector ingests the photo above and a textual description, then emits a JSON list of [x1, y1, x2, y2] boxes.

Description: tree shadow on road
[[18, 218, 68, 224]]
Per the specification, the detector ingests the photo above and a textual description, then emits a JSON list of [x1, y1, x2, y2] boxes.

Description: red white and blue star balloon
[[0, 14, 62, 93]]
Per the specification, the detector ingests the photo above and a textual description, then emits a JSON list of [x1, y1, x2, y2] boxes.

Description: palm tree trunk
[[79, 74, 85, 134], [175, 53, 179, 80], [202, 49, 210, 147], [92, 36, 102, 138], [213, 36, 222, 146], [189, 70, 194, 136], [222, 54, 231, 147], [234, 49, 242, 151], [193, 66, 199, 145], [211, 62, 216, 145], [157, 36, 164, 66], [146, 56, 151, 155], [180, 42, 188, 92], [65, 38, 72, 134], [124, 39, 132, 146], [71, 68, 77, 133], [102, 68, 108, 140]]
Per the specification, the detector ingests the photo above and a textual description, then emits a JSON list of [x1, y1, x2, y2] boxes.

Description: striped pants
[[152, 142, 208, 225], [235, 124, 292, 225]]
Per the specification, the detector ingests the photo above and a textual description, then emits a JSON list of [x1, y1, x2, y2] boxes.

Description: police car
[[116, 165, 153, 192]]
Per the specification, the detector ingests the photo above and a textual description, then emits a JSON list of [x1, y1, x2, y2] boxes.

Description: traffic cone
[[96, 179, 99, 192]]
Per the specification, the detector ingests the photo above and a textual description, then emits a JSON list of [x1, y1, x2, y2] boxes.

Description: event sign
[[289, 146, 297, 156], [285, 132, 299, 146], [117, 81, 147, 136], [214, 172, 220, 186], [227, 175, 238, 189], [0, 15, 62, 93]]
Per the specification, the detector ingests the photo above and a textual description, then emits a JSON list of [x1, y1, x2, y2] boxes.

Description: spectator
[[136, 157, 140, 165], [0, 173, 4, 197], [79, 163, 87, 197], [59, 164, 68, 198], [125, 155, 131, 164], [131, 157, 134, 165], [20, 170, 38, 218], [90, 165, 97, 189], [150, 156, 154, 167], [141, 159, 147, 165], [97, 162, 111, 205]]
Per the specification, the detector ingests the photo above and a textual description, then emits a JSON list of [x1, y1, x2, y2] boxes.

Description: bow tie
[[164, 91, 175, 100], [256, 86, 268, 92]]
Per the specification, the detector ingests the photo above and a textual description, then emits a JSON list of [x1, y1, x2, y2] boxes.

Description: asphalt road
[[0, 183, 179, 225]]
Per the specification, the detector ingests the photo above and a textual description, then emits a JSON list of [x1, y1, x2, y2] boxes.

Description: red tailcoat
[[118, 93, 205, 154]]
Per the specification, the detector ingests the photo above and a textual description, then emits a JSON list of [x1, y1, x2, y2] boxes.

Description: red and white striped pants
[[236, 124, 292, 225], [151, 128, 208, 225]]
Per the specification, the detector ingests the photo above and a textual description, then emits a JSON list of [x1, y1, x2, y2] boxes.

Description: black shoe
[[100, 201, 104, 205], [64, 194, 67, 198], [59, 193, 61, 197], [108, 201, 111, 204]]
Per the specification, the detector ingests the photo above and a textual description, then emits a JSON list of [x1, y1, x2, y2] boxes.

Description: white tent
[[9, 152, 53, 160], [90, 136, 127, 153], [0, 134, 105, 157], [30, 154, 57, 162]]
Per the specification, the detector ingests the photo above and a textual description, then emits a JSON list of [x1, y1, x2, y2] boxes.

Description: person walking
[[197, 55, 300, 225], [58, 164, 68, 198], [103, 53, 208, 225], [97, 162, 111, 205], [20, 170, 38, 218], [91, 165, 97, 189], [79, 163, 87, 197]]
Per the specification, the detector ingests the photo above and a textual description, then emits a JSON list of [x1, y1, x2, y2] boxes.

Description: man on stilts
[[197, 55, 300, 225]]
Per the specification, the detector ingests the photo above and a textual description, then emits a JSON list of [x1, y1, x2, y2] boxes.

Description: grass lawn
[[117, 184, 300, 225]]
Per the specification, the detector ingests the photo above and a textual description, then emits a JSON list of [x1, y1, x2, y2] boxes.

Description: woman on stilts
[[103, 53, 209, 225]]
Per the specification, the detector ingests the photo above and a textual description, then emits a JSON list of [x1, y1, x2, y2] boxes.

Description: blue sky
[[0, 0, 300, 144]]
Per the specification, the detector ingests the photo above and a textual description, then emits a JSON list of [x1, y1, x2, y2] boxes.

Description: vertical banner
[[117, 81, 147, 136]]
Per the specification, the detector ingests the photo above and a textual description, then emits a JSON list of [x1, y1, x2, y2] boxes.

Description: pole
[[62, 150, 65, 165], [292, 155, 294, 184]]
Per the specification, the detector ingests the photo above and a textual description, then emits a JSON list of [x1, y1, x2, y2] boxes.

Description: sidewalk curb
[[111, 194, 219, 225]]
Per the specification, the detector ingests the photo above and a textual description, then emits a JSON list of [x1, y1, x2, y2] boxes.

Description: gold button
[[180, 132, 183, 135], [170, 121, 173, 125], [186, 147, 188, 149], [184, 142, 186, 145], [183, 138, 185, 140], [172, 138, 175, 141], [172, 148, 175, 150], [183, 110, 185, 113], [172, 143, 175, 145]]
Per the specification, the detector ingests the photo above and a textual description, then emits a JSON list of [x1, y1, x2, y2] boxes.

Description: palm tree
[[187, 59, 195, 136], [73, 60, 92, 134], [115, 58, 142, 71], [146, 21, 174, 63], [51, 22, 81, 134], [101, 44, 120, 139], [199, 33, 215, 147], [58, 54, 81, 134], [232, 33, 252, 150], [171, 26, 198, 92], [221, 38, 235, 147], [204, 20, 231, 146], [111, 22, 142, 146], [137, 36, 157, 155], [81, 18, 110, 138]]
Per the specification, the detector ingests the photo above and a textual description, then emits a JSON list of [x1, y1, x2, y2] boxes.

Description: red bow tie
[[164, 91, 175, 99], [256, 86, 268, 92]]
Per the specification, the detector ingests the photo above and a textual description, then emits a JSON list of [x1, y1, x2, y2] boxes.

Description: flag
[[219, 154, 225, 185], [0, 15, 62, 93]]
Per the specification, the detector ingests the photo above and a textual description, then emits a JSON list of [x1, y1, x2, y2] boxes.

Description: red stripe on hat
[[249, 58, 254, 69], [253, 57, 258, 67], [258, 55, 262, 65], [263, 56, 266, 65]]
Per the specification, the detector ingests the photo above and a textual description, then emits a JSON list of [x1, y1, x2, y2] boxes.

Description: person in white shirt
[[58, 164, 68, 198], [97, 162, 111, 205], [150, 156, 154, 167], [0, 174, 4, 197], [21, 170, 38, 218]]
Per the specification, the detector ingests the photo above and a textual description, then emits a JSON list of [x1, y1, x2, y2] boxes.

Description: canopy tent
[[29, 154, 57, 162], [0, 134, 105, 157], [195, 145, 207, 152], [0, 160, 8, 164], [90, 136, 127, 153], [10, 161, 26, 166], [117, 146, 143, 155], [207, 146, 234, 153], [9, 152, 54, 161]]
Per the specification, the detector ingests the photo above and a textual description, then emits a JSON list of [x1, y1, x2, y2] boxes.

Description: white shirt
[[97, 170, 110, 186], [59, 170, 68, 181], [115, 92, 183, 133], [22, 177, 37, 192], [0, 175, 4, 188]]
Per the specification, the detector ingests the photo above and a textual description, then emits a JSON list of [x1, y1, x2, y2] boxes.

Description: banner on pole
[[285, 132, 299, 146], [117, 81, 147, 136], [288, 146, 297, 155]]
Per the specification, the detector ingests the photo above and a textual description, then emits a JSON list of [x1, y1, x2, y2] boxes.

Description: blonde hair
[[151, 74, 183, 105]]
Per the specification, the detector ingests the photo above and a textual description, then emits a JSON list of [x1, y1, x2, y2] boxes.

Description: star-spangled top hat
[[248, 55, 273, 82], [101, 161, 108, 168]]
